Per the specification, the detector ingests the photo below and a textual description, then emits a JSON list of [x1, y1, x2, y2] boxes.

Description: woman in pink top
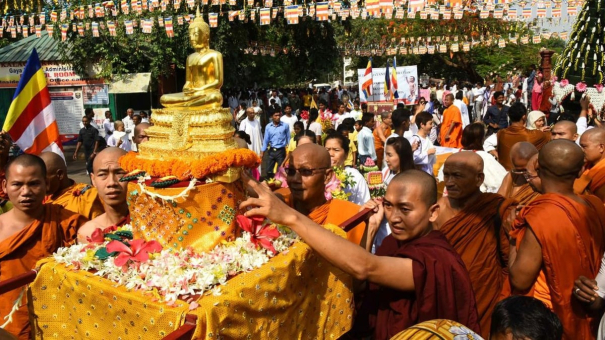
[[531, 72, 544, 111]]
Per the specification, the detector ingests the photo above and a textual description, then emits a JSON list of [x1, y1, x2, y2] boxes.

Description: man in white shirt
[[472, 83, 485, 122], [350, 100, 362, 121], [409, 111, 437, 175], [269, 90, 281, 108], [122, 108, 135, 143], [103, 111, 114, 142], [383, 108, 416, 169], [333, 103, 352, 130], [357, 113, 377, 164], [279, 104, 298, 132], [454, 91, 470, 129]]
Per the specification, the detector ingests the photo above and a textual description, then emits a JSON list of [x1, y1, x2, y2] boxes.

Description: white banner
[[358, 65, 419, 104], [50, 90, 84, 135]]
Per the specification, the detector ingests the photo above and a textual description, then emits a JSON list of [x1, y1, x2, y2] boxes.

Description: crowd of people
[[3, 71, 605, 339]]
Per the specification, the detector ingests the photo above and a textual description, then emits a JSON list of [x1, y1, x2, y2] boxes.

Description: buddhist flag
[[408, 0, 425, 12], [384, 62, 391, 98], [362, 58, 373, 100], [391, 57, 398, 100], [260, 8, 270, 24], [4, 49, 62, 158], [209, 13, 218, 27], [316, 2, 329, 20], [286, 5, 300, 24]]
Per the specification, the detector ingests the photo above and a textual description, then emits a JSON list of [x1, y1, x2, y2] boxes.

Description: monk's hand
[[574, 276, 600, 304], [240, 171, 296, 226], [580, 94, 590, 111], [362, 198, 384, 235]]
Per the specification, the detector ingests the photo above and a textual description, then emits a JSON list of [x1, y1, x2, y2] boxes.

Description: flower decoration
[[576, 81, 588, 92], [552, 75, 558, 82], [235, 215, 280, 253], [106, 239, 163, 267], [596, 84, 604, 93], [86, 225, 118, 244], [560, 79, 569, 87], [300, 110, 309, 121], [325, 167, 356, 201]]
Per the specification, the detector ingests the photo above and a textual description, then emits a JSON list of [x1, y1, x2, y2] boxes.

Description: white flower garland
[[53, 224, 299, 305]]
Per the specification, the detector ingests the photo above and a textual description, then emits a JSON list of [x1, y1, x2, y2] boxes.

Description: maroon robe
[[351, 230, 480, 339]]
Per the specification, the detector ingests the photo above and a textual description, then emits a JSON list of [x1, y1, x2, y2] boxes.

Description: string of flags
[[0, 0, 581, 41]]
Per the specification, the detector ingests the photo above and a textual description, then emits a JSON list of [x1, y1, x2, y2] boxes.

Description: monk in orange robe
[[497, 102, 550, 171], [78, 147, 130, 242], [40, 152, 104, 220], [509, 140, 605, 340], [0, 154, 87, 339], [436, 151, 516, 338], [575, 128, 605, 203], [284, 144, 365, 245], [241, 170, 480, 339], [497, 142, 540, 206], [440, 94, 463, 148], [373, 111, 392, 168]]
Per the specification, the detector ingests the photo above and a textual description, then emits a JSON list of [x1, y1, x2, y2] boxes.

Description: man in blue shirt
[[483, 91, 509, 137], [357, 113, 377, 165], [262, 110, 290, 178]]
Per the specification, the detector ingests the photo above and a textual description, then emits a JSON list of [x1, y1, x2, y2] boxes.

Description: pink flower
[[86, 225, 118, 244], [552, 75, 558, 82], [596, 84, 604, 93], [235, 215, 280, 253], [106, 239, 163, 267], [576, 82, 588, 92], [324, 174, 341, 200], [560, 79, 569, 87], [300, 110, 309, 120]]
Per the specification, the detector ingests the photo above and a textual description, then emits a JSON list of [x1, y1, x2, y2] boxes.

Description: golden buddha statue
[[160, 10, 223, 109]]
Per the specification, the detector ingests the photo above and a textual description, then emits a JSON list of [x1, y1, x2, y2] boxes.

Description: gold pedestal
[[139, 107, 238, 161]]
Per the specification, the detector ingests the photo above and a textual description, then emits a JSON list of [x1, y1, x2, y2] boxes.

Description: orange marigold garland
[[119, 149, 261, 181]]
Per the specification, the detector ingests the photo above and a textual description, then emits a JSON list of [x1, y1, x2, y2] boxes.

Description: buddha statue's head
[[189, 11, 210, 49]]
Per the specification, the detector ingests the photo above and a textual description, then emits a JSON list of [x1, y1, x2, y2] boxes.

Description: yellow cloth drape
[[29, 224, 354, 339]]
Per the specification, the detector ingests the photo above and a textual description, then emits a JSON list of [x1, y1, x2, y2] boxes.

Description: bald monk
[[40, 152, 104, 220], [551, 120, 579, 141], [497, 142, 540, 206], [284, 144, 366, 245], [575, 128, 605, 203], [241, 170, 480, 338], [78, 147, 129, 243], [436, 151, 515, 337], [133, 122, 150, 152], [0, 154, 87, 339], [509, 140, 605, 340], [497, 102, 550, 171]]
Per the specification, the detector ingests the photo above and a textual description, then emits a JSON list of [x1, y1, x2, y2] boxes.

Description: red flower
[[86, 226, 118, 244], [235, 215, 280, 253], [106, 239, 163, 267]]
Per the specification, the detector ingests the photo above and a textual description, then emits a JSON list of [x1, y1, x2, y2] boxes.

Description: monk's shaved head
[[445, 151, 484, 174], [92, 147, 128, 173], [538, 140, 585, 180], [291, 143, 331, 168], [39, 151, 67, 173], [391, 169, 437, 206], [582, 127, 605, 143], [511, 142, 538, 161], [5, 153, 47, 179], [551, 120, 578, 141], [526, 153, 542, 193], [579, 128, 605, 164]]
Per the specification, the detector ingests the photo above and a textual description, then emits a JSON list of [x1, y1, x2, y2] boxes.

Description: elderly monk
[[551, 120, 579, 141], [575, 128, 605, 202], [497, 102, 550, 171], [0, 154, 87, 339], [284, 144, 365, 244], [497, 142, 540, 206], [241, 170, 480, 339], [509, 140, 605, 340], [436, 151, 515, 337], [40, 152, 104, 219], [77, 147, 129, 243]]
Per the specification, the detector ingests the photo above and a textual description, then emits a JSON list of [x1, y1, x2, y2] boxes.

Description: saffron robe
[[574, 158, 605, 203], [496, 126, 550, 171], [0, 204, 87, 339], [498, 173, 540, 206], [440, 105, 463, 148], [511, 194, 605, 340], [308, 199, 366, 245], [353, 231, 480, 339], [439, 193, 513, 338], [45, 181, 104, 220]]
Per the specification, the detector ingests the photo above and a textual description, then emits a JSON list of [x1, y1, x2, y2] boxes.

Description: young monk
[[575, 128, 605, 202], [40, 151, 104, 219], [241, 170, 480, 339], [436, 151, 516, 337], [509, 139, 605, 340], [0, 154, 87, 339], [77, 147, 129, 243]]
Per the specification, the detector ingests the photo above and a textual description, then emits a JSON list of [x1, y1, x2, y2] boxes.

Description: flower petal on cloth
[[114, 253, 132, 267], [236, 215, 253, 233], [86, 228, 106, 244], [106, 240, 132, 254], [258, 238, 276, 254]]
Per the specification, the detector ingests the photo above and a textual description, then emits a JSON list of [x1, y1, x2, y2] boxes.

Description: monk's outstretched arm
[[509, 226, 542, 291], [240, 174, 415, 292]]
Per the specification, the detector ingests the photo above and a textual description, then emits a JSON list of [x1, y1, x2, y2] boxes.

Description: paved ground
[[64, 145, 92, 184]]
